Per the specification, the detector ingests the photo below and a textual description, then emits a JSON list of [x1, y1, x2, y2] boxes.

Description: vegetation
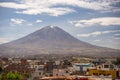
[[7, 72, 22, 80], [113, 57, 120, 66], [115, 58, 120, 65], [0, 75, 2, 80], [0, 67, 2, 74], [1, 72, 22, 80]]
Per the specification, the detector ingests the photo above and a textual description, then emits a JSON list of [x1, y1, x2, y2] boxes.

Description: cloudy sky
[[0, 0, 120, 49]]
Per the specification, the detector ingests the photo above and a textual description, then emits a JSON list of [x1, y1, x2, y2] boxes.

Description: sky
[[0, 0, 120, 49]]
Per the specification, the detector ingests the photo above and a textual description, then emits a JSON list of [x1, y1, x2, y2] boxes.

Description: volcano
[[0, 26, 120, 57]]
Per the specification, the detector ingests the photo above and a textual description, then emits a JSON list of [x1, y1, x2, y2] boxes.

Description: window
[[66, 71, 68, 73], [104, 65, 109, 68], [110, 65, 114, 69], [39, 72, 41, 75]]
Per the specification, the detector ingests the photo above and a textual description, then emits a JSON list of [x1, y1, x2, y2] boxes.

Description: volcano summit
[[0, 26, 120, 57]]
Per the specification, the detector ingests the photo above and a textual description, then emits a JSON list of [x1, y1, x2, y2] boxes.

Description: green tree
[[0, 75, 2, 80], [113, 58, 120, 65], [116, 58, 120, 65], [14, 72, 22, 80], [0, 67, 2, 74], [6, 72, 16, 80], [6, 72, 22, 80]]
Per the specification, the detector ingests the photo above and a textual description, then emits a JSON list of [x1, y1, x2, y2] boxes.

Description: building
[[3, 59, 34, 80], [32, 64, 45, 78], [89, 69, 120, 79], [72, 63, 94, 71], [44, 61, 55, 76], [89, 62, 120, 79], [53, 68, 70, 76], [96, 63, 116, 70]]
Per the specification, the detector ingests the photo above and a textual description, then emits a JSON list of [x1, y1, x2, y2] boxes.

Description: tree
[[116, 58, 120, 65], [14, 72, 22, 80], [113, 58, 120, 65], [6, 72, 22, 80], [0, 75, 2, 80], [0, 67, 2, 74], [6, 72, 16, 80]]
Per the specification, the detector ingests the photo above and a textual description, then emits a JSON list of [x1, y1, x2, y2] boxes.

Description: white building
[[29, 60, 45, 78], [72, 63, 95, 71], [96, 63, 116, 70], [53, 68, 70, 76]]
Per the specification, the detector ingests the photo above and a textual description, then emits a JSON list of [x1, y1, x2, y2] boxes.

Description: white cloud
[[92, 38, 120, 49], [77, 34, 89, 37], [0, 0, 75, 16], [91, 32, 102, 37], [114, 34, 120, 36], [10, 18, 34, 26], [77, 31, 102, 37], [0, 0, 119, 16], [27, 23, 33, 26], [94, 39, 101, 42], [102, 30, 120, 34], [77, 30, 120, 37], [16, 7, 75, 16], [0, 38, 13, 44], [11, 18, 25, 25], [0, 2, 28, 9], [36, 20, 43, 23], [69, 17, 120, 28], [114, 38, 120, 40]]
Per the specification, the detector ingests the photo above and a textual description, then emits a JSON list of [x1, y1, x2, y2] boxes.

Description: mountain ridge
[[0, 26, 120, 57]]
